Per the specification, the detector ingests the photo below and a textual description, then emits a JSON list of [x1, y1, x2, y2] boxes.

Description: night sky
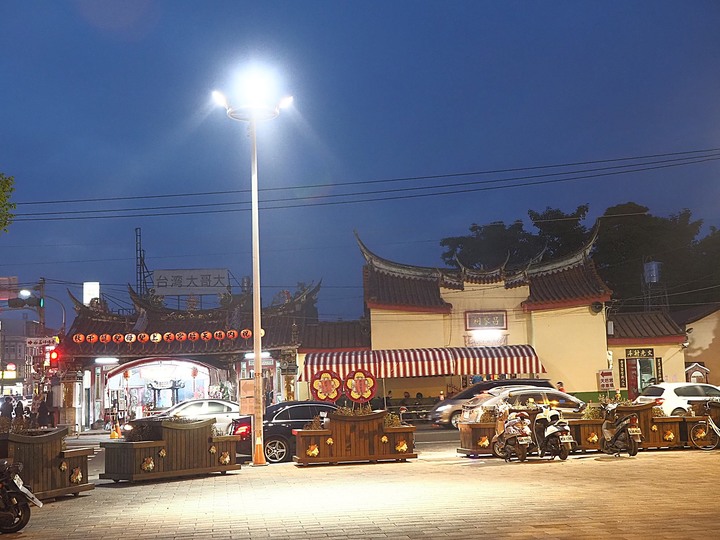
[[1, 1, 719, 329]]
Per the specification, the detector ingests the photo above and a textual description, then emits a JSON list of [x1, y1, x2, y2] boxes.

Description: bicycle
[[688, 402, 720, 450]]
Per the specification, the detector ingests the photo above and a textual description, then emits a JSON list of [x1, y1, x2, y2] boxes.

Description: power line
[[11, 151, 720, 222]]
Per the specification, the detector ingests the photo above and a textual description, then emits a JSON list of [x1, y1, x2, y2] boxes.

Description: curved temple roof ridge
[[355, 223, 600, 284]]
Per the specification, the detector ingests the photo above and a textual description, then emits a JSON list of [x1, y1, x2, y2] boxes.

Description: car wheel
[[264, 437, 290, 463], [671, 408, 687, 417], [450, 412, 461, 429]]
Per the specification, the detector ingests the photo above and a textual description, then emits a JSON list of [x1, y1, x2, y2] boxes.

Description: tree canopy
[[0, 172, 15, 233], [440, 202, 718, 312]]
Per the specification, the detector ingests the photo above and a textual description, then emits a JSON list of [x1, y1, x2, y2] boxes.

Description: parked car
[[429, 379, 555, 429], [633, 382, 720, 416], [150, 398, 240, 433], [231, 400, 338, 463], [461, 387, 586, 423]]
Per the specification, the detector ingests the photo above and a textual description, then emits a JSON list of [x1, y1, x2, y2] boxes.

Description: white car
[[156, 398, 240, 432], [633, 382, 720, 416]]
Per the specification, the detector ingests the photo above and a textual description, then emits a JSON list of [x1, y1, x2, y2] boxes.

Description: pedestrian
[[14, 399, 24, 419], [0, 397, 13, 419], [557, 381, 565, 392], [38, 399, 50, 428]]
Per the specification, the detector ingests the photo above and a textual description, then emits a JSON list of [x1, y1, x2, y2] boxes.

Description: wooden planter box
[[614, 403, 687, 449], [457, 422, 495, 457], [100, 418, 241, 483], [568, 419, 605, 452], [293, 410, 417, 465], [0, 427, 94, 500]]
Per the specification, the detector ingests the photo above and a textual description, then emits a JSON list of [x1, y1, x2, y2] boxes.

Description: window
[[273, 409, 290, 421], [207, 401, 230, 413], [639, 386, 663, 397], [702, 386, 720, 398], [675, 385, 704, 397], [180, 402, 204, 414], [288, 406, 313, 421]]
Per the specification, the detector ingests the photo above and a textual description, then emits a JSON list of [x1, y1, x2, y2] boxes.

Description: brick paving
[[15, 448, 720, 539]]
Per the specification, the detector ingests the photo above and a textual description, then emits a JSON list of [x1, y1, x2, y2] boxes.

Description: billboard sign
[[151, 269, 230, 296]]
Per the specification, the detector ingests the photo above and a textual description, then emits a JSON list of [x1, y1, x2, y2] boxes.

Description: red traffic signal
[[48, 350, 60, 368]]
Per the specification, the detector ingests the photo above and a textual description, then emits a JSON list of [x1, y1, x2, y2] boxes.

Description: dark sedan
[[231, 400, 338, 463]]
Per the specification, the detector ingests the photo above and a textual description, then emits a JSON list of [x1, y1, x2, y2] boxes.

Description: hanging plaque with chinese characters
[[465, 311, 507, 330]]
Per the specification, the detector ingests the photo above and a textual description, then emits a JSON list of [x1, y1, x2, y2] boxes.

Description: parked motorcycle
[[532, 406, 575, 460], [600, 403, 642, 456], [0, 459, 43, 533], [492, 410, 533, 462]]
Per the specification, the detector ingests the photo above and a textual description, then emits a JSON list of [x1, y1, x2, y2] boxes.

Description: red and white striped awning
[[378, 348, 456, 377], [452, 345, 543, 375], [301, 345, 543, 381], [301, 350, 383, 381]]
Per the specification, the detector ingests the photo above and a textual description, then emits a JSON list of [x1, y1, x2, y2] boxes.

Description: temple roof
[[607, 311, 685, 344], [60, 283, 321, 360], [357, 230, 611, 312], [299, 319, 372, 352]]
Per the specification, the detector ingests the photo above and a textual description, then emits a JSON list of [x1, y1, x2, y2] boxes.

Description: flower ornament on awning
[[310, 370, 342, 402], [344, 368, 376, 403]]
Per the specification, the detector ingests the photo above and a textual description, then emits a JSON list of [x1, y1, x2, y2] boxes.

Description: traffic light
[[48, 350, 60, 369], [7, 296, 43, 308]]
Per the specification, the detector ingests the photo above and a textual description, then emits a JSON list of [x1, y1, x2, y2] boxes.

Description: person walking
[[14, 399, 25, 419], [0, 397, 13, 419], [38, 399, 50, 428]]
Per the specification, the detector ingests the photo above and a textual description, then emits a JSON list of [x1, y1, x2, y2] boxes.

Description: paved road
[[18, 440, 720, 539]]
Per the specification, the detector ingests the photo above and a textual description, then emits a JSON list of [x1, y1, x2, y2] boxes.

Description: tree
[[593, 203, 703, 310], [440, 220, 542, 270], [0, 172, 15, 233], [528, 204, 590, 259], [440, 205, 591, 270]]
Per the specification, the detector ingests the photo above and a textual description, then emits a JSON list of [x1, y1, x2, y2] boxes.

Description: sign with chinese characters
[[625, 348, 654, 358], [465, 311, 507, 330], [655, 357, 664, 383], [151, 269, 230, 296], [26, 337, 57, 347], [618, 359, 627, 388], [597, 369, 615, 391]]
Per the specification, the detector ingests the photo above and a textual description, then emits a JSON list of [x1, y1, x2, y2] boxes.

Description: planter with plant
[[100, 417, 241, 483], [0, 418, 94, 500]]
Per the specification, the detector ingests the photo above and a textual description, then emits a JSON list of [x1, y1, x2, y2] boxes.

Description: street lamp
[[213, 79, 292, 467]]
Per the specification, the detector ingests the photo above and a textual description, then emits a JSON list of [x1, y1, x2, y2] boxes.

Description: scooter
[[533, 406, 575, 460], [492, 410, 533, 462], [600, 402, 642, 456], [0, 459, 43, 533]]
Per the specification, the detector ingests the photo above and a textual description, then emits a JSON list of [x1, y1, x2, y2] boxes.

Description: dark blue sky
[[1, 1, 719, 329]]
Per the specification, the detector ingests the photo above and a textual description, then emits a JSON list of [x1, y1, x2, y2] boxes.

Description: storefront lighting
[[95, 357, 120, 365]]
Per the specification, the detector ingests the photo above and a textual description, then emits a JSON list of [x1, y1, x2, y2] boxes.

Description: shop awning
[[452, 345, 543, 376], [378, 348, 456, 377], [302, 345, 544, 380], [301, 350, 383, 381]]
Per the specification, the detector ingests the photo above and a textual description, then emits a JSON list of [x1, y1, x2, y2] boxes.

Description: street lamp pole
[[213, 88, 292, 467]]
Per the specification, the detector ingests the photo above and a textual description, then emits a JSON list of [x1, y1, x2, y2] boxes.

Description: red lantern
[[137, 333, 150, 343], [200, 331, 212, 341], [112, 333, 124, 344], [226, 329, 239, 340], [188, 331, 199, 342], [72, 334, 85, 344], [124, 333, 136, 343], [86, 334, 98, 344], [163, 332, 175, 342], [213, 330, 225, 340], [175, 332, 187, 342], [240, 329, 252, 340], [99, 334, 112, 343], [150, 333, 162, 343]]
